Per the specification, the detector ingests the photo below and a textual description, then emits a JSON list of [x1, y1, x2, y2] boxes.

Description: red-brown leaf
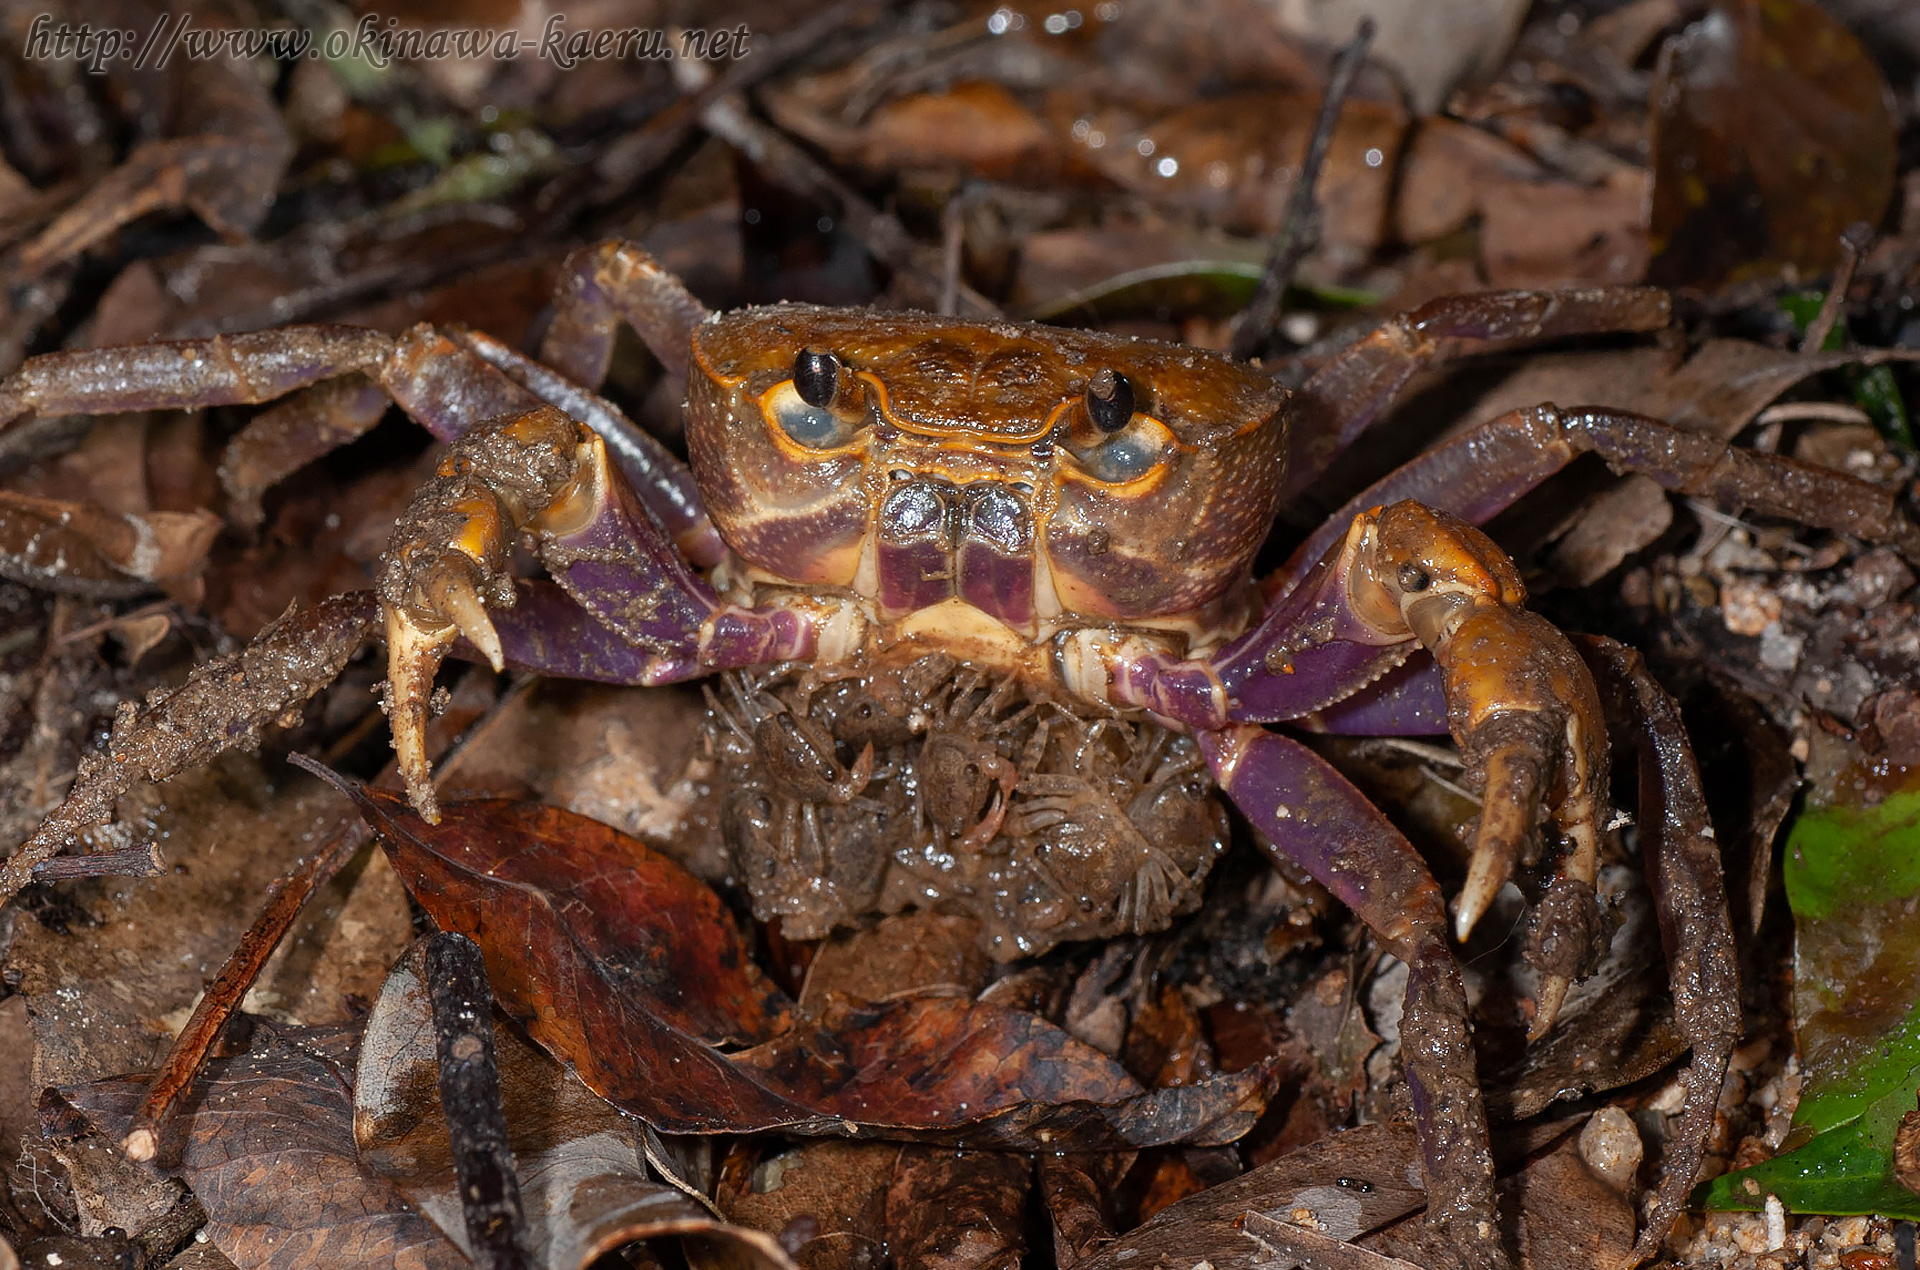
[[60, 1026, 468, 1270], [345, 786, 1277, 1150]]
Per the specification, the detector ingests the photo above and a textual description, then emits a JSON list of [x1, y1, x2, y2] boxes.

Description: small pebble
[[1578, 1106, 1643, 1191]]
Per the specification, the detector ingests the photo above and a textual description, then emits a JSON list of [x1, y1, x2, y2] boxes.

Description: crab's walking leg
[[378, 404, 847, 820], [539, 239, 712, 386], [0, 327, 395, 426], [0, 324, 720, 562], [1275, 403, 1920, 599], [1282, 288, 1673, 501], [1100, 501, 1610, 1019], [1202, 726, 1505, 1270], [1574, 636, 1740, 1269]]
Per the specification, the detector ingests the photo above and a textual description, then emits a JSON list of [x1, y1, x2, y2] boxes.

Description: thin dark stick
[[32, 842, 163, 881], [1800, 222, 1873, 356], [424, 932, 531, 1270], [940, 190, 969, 318], [1229, 19, 1375, 362], [121, 817, 369, 1162]]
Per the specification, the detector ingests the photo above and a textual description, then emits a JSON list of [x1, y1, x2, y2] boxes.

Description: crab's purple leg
[[0, 326, 396, 427], [0, 323, 724, 560], [1299, 655, 1449, 735], [377, 404, 850, 820], [1254, 395, 1920, 736], [0, 323, 533, 441], [1089, 503, 1610, 1008], [538, 240, 712, 387], [219, 374, 395, 527], [1282, 288, 1672, 502], [1275, 403, 1920, 600], [1202, 725, 1504, 1270], [444, 324, 725, 566]]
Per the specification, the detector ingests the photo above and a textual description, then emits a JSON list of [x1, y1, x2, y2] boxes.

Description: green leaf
[[1696, 1111, 1920, 1218], [1698, 780, 1920, 1215], [1776, 290, 1915, 449], [1848, 364, 1914, 450]]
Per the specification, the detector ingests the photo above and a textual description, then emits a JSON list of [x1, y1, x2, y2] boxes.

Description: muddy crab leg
[[0, 591, 380, 908], [1573, 636, 1740, 1269], [1274, 402, 1920, 599], [1280, 287, 1674, 503], [1202, 725, 1504, 1270], [538, 239, 713, 387]]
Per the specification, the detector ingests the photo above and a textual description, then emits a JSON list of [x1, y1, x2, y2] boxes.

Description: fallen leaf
[[1073, 1121, 1429, 1270], [717, 1139, 896, 1270], [0, 491, 219, 597], [60, 1025, 470, 1269], [342, 787, 1278, 1150], [1647, 0, 1898, 288], [355, 939, 798, 1270]]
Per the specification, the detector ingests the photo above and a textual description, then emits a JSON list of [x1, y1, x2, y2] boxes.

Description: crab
[[5, 241, 1916, 1269]]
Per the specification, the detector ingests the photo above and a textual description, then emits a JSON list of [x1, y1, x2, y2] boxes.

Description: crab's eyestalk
[[1084, 368, 1134, 432], [793, 348, 842, 408]]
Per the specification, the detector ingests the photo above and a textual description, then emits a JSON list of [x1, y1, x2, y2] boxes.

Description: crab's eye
[[794, 349, 842, 408], [766, 374, 866, 451], [1074, 423, 1168, 482], [1085, 369, 1133, 433], [1067, 372, 1171, 483]]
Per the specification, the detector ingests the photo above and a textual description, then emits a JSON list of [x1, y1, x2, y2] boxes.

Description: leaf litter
[[0, 0, 1916, 1265]]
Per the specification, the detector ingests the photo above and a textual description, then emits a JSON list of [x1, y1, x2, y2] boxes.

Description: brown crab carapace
[[7, 240, 1917, 1268]]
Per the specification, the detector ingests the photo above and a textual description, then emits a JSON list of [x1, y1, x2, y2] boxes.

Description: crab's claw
[[1346, 501, 1611, 1034], [376, 405, 589, 820]]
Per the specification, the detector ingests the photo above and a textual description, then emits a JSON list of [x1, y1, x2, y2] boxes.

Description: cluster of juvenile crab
[[4, 240, 1916, 1268]]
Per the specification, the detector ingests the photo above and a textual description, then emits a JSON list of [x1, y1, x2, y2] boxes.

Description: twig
[[1800, 223, 1873, 356], [424, 932, 531, 1270], [940, 188, 970, 317], [1753, 401, 1873, 429], [32, 843, 164, 881], [1228, 19, 1375, 362], [122, 814, 369, 1161], [1240, 1211, 1426, 1270], [677, 52, 1000, 317], [587, 0, 882, 201]]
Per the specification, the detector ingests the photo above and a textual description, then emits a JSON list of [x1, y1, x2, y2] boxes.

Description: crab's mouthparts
[[866, 474, 1045, 629]]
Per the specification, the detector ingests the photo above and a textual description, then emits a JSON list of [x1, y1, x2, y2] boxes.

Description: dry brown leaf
[[1647, 0, 1899, 287], [356, 940, 799, 1270]]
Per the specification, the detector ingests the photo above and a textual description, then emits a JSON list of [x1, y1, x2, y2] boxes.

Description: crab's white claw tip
[[1453, 847, 1510, 942], [382, 606, 451, 823], [1529, 972, 1572, 1042], [441, 573, 505, 673]]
